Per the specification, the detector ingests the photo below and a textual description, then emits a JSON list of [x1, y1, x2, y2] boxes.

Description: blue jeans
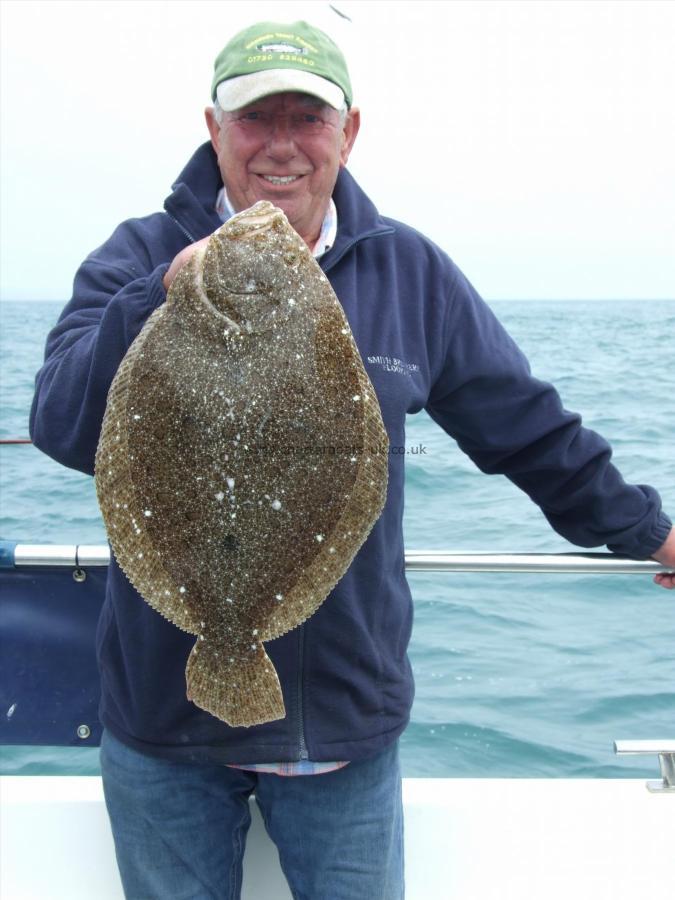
[[100, 730, 404, 900]]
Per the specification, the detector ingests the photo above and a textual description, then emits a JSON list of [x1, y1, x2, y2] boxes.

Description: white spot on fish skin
[[352, 395, 360, 402], [133, 414, 142, 420], [252, 629, 258, 635], [315, 534, 325, 542], [226, 597, 233, 603], [226, 477, 235, 491], [7, 703, 17, 720], [271, 499, 282, 510], [179, 586, 186, 594], [287, 298, 296, 306], [350, 456, 357, 463], [275, 593, 283, 601], [144, 509, 152, 517], [329, 547, 336, 554], [215, 492, 225, 502]]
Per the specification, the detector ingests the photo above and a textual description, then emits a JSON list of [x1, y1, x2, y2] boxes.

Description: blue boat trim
[[0, 541, 17, 569]]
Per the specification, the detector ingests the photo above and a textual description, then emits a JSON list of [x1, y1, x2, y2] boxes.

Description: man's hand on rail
[[653, 526, 675, 590]]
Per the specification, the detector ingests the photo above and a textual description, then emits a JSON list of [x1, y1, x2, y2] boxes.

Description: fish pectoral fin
[[185, 639, 285, 727]]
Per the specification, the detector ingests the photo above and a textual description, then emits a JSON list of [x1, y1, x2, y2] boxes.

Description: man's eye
[[302, 114, 320, 124], [242, 111, 262, 121]]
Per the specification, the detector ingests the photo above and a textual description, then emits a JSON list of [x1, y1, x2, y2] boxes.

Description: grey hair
[[212, 97, 348, 127], [213, 99, 225, 126]]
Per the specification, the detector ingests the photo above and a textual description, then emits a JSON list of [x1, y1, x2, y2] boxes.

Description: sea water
[[1, 299, 674, 778]]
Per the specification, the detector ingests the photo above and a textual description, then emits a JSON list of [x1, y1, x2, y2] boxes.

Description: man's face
[[205, 92, 360, 247]]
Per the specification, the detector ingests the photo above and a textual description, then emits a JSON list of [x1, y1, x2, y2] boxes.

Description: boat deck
[[2, 775, 673, 898]]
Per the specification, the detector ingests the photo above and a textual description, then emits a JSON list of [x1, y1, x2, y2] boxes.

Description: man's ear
[[339, 107, 360, 167], [205, 107, 221, 154]]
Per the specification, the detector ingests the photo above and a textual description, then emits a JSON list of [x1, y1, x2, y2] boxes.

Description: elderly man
[[30, 19, 674, 900]]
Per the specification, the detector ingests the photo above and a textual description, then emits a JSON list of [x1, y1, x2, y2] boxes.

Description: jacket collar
[[164, 142, 223, 241], [164, 142, 395, 257], [321, 167, 394, 272]]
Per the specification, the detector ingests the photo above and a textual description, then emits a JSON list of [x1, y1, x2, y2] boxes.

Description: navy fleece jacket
[[30, 143, 672, 763]]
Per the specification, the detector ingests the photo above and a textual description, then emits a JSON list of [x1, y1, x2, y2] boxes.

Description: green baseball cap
[[211, 20, 352, 111]]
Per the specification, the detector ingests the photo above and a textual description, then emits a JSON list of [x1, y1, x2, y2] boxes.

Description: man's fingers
[[163, 236, 211, 292], [653, 573, 675, 589]]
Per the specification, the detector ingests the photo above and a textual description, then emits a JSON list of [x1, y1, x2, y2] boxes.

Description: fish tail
[[185, 640, 286, 727]]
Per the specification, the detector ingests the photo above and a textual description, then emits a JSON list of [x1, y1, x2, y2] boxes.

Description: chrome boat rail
[[1, 543, 672, 574], [614, 741, 675, 794], [2, 541, 672, 792], [405, 551, 670, 575]]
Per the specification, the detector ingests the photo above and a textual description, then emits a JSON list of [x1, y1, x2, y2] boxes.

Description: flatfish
[[95, 201, 389, 727]]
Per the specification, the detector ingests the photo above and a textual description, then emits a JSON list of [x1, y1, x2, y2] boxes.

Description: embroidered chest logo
[[367, 356, 420, 377]]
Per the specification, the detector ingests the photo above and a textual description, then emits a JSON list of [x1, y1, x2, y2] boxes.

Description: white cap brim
[[216, 69, 345, 112]]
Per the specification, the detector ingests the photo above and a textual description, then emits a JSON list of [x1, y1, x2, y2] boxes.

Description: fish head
[[200, 201, 309, 334]]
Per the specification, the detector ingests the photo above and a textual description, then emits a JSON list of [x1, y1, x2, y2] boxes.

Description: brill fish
[[95, 201, 389, 727]]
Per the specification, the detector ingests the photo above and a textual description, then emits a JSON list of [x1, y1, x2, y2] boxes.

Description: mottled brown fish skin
[[95, 201, 389, 727]]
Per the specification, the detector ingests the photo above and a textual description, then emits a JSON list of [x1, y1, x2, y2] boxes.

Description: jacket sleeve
[[425, 271, 672, 559], [29, 229, 171, 476]]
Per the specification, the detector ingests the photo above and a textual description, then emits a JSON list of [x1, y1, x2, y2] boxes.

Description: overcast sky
[[1, 0, 674, 301]]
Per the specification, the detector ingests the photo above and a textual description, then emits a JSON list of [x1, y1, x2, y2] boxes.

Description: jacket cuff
[[612, 510, 674, 560], [646, 511, 674, 558]]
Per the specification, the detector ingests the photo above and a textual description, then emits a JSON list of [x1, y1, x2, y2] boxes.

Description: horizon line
[[2, 296, 674, 305]]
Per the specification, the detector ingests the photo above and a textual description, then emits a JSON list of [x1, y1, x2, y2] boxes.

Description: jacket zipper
[[165, 206, 381, 764], [167, 214, 197, 244], [297, 625, 309, 760]]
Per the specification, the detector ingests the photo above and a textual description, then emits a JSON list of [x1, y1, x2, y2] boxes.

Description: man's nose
[[266, 116, 296, 156]]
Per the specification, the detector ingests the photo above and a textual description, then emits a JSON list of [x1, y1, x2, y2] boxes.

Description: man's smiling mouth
[[259, 174, 303, 185]]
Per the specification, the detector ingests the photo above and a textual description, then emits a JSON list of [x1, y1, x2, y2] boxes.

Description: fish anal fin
[[185, 639, 285, 727]]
